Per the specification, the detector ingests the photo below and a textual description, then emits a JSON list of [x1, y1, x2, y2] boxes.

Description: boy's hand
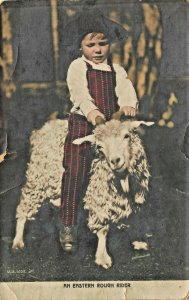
[[121, 106, 136, 117], [87, 110, 105, 126]]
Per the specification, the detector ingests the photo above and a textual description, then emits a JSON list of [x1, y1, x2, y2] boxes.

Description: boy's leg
[[61, 143, 92, 226], [60, 115, 93, 252]]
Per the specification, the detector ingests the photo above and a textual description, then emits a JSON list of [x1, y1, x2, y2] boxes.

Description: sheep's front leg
[[95, 225, 112, 269], [12, 217, 27, 249]]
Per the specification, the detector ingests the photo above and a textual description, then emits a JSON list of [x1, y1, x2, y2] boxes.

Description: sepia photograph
[[0, 0, 189, 299]]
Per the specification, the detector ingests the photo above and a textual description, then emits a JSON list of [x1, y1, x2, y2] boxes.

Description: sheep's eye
[[124, 134, 130, 139], [96, 145, 103, 152]]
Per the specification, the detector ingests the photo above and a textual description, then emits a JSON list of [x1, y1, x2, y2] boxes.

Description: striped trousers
[[61, 114, 94, 226]]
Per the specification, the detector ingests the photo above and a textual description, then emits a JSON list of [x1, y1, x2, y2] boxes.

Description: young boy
[[60, 9, 138, 252]]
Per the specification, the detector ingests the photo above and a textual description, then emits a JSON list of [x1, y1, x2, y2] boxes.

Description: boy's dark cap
[[63, 8, 128, 47]]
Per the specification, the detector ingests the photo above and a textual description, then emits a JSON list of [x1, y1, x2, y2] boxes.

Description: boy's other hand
[[121, 106, 136, 117], [87, 110, 105, 126]]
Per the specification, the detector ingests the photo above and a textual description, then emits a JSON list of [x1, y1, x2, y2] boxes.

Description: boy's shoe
[[59, 225, 77, 253]]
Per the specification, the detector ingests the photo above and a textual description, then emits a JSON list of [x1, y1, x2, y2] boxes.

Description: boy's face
[[81, 33, 110, 64]]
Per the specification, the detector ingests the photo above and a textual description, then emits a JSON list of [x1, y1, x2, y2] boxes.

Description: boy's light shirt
[[67, 55, 138, 117]]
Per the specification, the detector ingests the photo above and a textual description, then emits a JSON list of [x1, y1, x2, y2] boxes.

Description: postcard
[[0, 0, 188, 299]]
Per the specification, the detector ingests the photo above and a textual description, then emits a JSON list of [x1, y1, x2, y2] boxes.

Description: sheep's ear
[[73, 135, 95, 145], [130, 121, 154, 129]]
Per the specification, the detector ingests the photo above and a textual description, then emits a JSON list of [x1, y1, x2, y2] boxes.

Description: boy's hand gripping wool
[[12, 115, 154, 269]]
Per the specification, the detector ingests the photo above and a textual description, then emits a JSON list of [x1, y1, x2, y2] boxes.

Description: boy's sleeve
[[113, 64, 138, 109], [67, 59, 98, 117]]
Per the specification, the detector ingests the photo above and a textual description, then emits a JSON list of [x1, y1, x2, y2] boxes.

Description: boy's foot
[[59, 225, 77, 253]]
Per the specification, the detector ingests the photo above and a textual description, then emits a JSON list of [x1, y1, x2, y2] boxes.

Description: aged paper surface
[[0, 0, 189, 299]]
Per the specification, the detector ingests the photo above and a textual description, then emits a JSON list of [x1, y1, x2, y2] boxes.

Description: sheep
[[12, 113, 154, 269], [73, 113, 154, 268]]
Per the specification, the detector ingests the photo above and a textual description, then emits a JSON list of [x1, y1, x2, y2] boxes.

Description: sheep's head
[[73, 115, 154, 173]]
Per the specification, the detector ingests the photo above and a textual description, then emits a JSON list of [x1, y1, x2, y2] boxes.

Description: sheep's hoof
[[12, 239, 25, 250], [95, 255, 112, 269]]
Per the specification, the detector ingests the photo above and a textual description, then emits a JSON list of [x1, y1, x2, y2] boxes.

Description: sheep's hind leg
[[50, 198, 61, 207], [95, 225, 112, 269], [12, 217, 27, 249]]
